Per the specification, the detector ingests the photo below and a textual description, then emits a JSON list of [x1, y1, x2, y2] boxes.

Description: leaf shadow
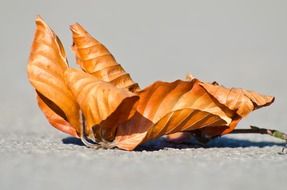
[[62, 137, 85, 146], [135, 136, 286, 151], [62, 136, 286, 151], [207, 136, 286, 148]]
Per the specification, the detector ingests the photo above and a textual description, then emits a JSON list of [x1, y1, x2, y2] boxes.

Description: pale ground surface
[[0, 127, 287, 190], [1, 1, 287, 190]]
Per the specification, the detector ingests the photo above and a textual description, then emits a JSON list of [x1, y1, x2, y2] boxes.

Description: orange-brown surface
[[28, 17, 274, 150]]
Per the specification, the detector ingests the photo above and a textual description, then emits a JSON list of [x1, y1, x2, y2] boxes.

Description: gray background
[[1, 0, 287, 190]]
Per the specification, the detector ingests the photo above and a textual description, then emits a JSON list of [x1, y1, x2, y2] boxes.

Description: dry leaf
[[28, 17, 277, 151], [114, 79, 274, 150], [166, 76, 275, 142], [70, 23, 140, 92], [27, 16, 80, 137], [64, 68, 139, 141]]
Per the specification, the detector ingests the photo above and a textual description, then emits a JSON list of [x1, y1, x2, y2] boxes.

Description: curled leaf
[[64, 68, 139, 141], [115, 80, 232, 150], [167, 78, 275, 142], [197, 83, 274, 136], [27, 17, 276, 151], [200, 83, 274, 117], [27, 16, 80, 136], [36, 94, 78, 136], [114, 79, 274, 150], [70, 23, 140, 92]]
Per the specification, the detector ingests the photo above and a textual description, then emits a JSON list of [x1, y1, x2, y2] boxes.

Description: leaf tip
[[70, 23, 86, 36], [34, 15, 47, 27]]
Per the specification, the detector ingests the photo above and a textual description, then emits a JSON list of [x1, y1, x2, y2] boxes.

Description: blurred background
[[1, 0, 286, 134], [0, 0, 287, 190]]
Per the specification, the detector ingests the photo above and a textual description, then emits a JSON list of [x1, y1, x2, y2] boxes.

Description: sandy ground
[[1, 129, 287, 190]]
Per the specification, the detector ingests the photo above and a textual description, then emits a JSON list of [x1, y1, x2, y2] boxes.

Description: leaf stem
[[231, 125, 287, 154], [231, 125, 287, 141]]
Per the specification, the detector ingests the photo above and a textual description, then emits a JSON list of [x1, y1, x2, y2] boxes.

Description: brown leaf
[[27, 18, 276, 151], [36, 94, 78, 136], [200, 83, 274, 117], [27, 16, 80, 136], [64, 68, 139, 141], [168, 79, 275, 143], [197, 82, 274, 136], [70, 23, 140, 92], [114, 79, 275, 150], [115, 80, 232, 150]]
